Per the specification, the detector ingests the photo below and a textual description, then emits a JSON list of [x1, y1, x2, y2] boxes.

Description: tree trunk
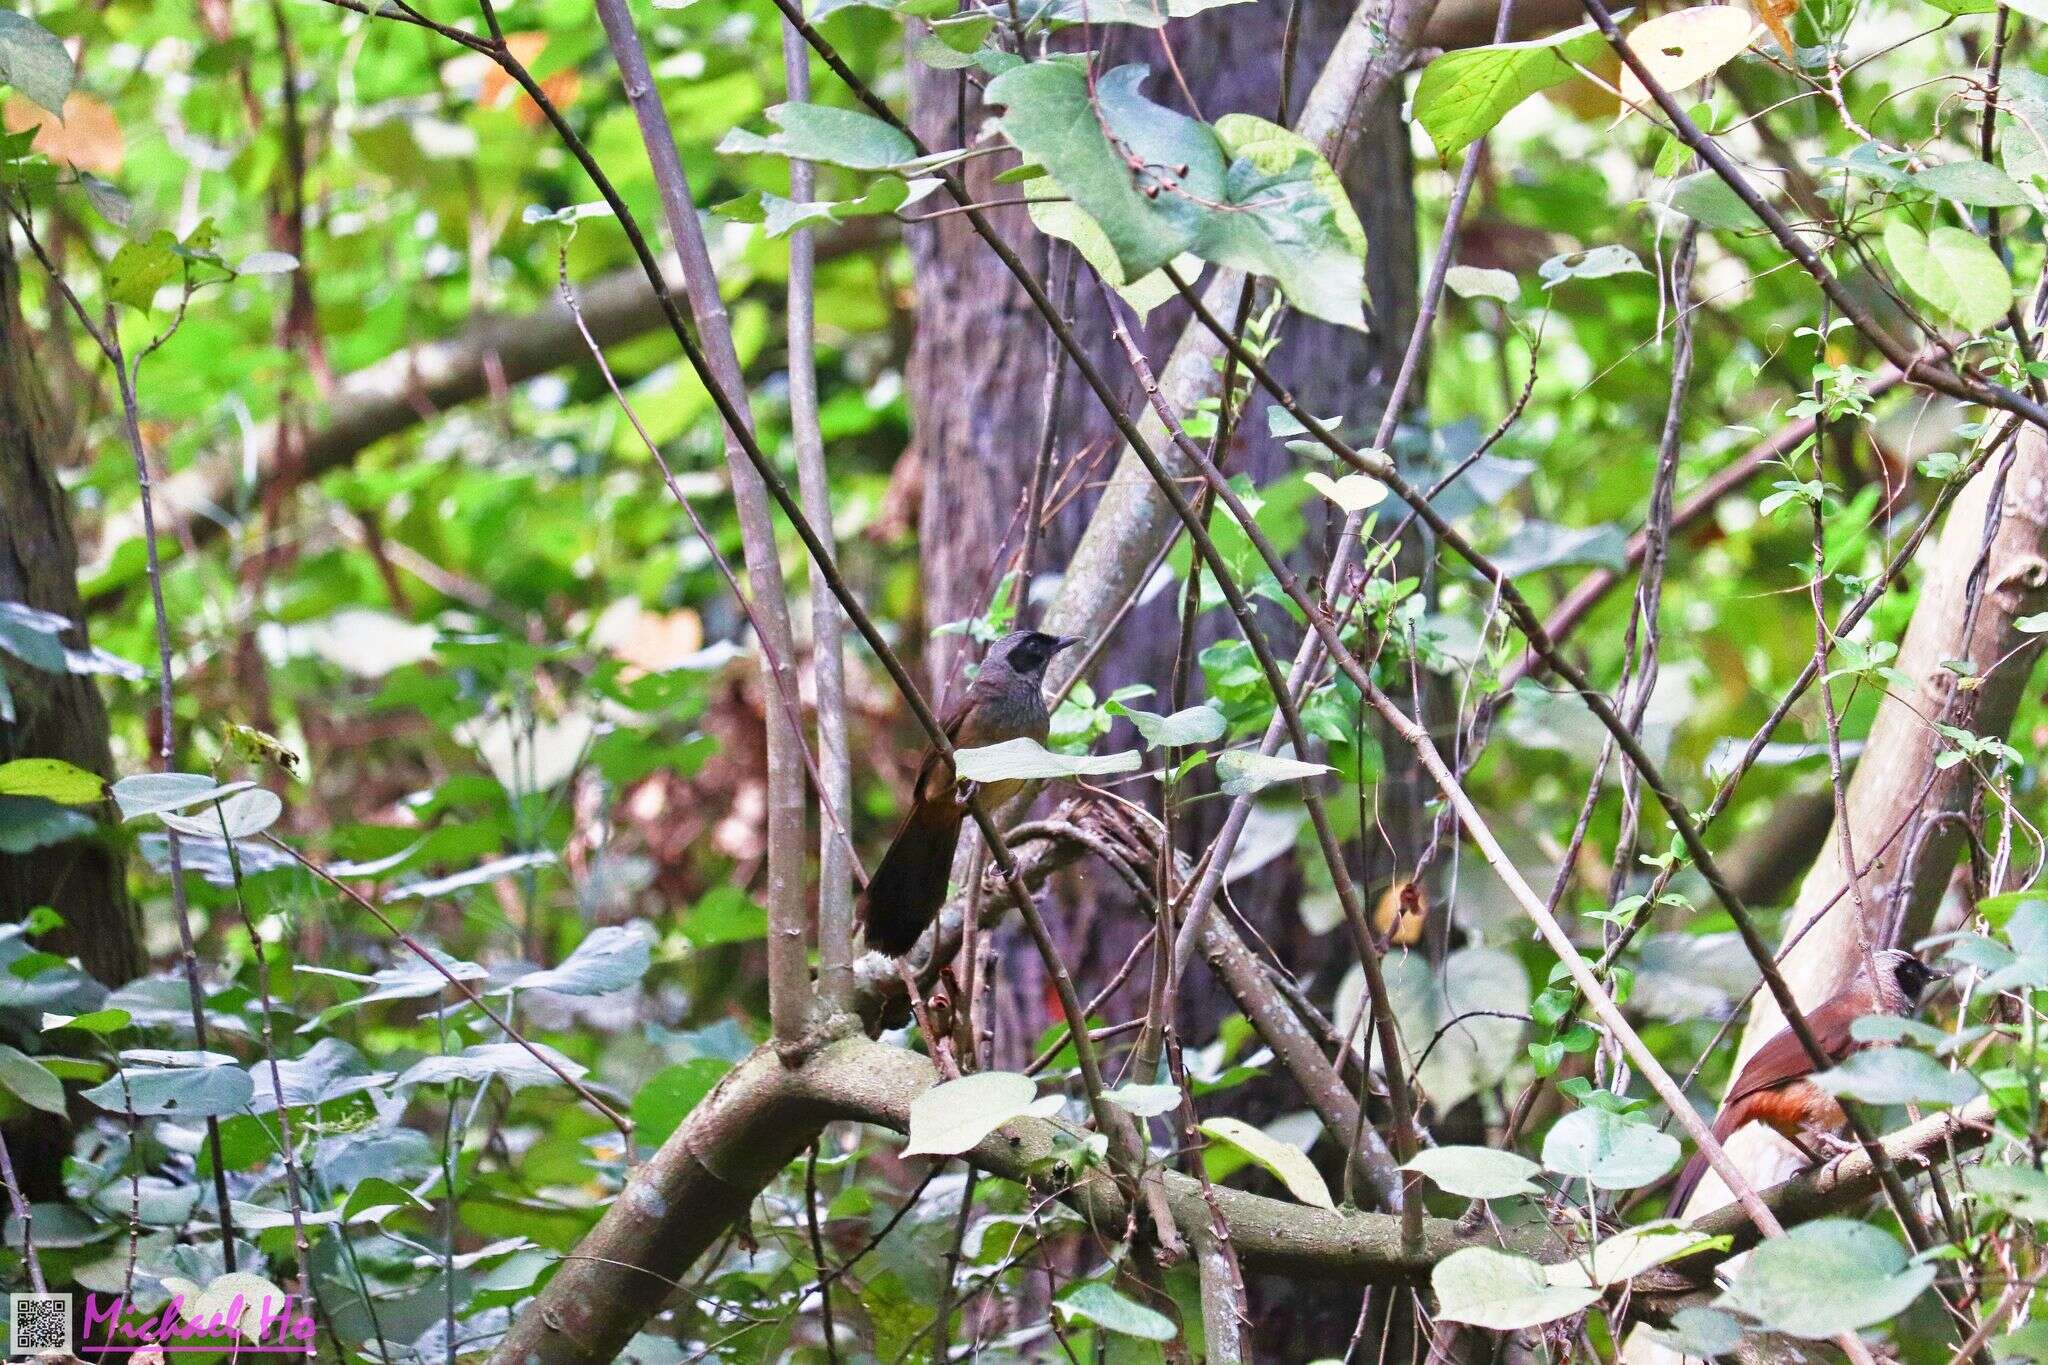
[[905, 13, 1424, 1352], [0, 210, 143, 1200], [0, 223, 140, 986]]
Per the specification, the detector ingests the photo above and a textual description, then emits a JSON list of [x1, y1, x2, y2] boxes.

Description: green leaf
[[106, 233, 181, 311], [1718, 1219, 1933, 1338], [1412, 21, 1611, 159], [1432, 1247, 1601, 1330], [1541, 1107, 1680, 1190], [159, 787, 283, 841], [989, 63, 1367, 328], [505, 921, 653, 996], [986, 60, 1212, 284], [1549, 1224, 1722, 1287], [42, 1008, 132, 1034], [1540, 244, 1648, 286], [396, 1042, 588, 1093], [1883, 220, 2013, 334], [1366, 947, 1528, 1112], [1492, 522, 1628, 577], [1113, 703, 1226, 748], [1105, 1082, 1183, 1117], [717, 102, 917, 171], [0, 796, 92, 854], [1401, 1146, 1542, 1199], [1303, 471, 1389, 512], [0, 1044, 65, 1115], [341, 1176, 432, 1223], [111, 773, 254, 821], [1968, 1165, 2048, 1220], [1814, 1048, 1979, 1106], [1057, 1282, 1178, 1341], [1214, 749, 1332, 797], [1910, 160, 2031, 207], [0, 11, 74, 115], [0, 757, 103, 805], [631, 1058, 732, 1144], [84, 1063, 255, 1118], [1200, 1115, 1334, 1209], [1444, 265, 1520, 301], [1665, 169, 1765, 229], [1640, 1307, 1746, 1358], [953, 737, 1141, 782], [683, 885, 767, 947], [903, 1071, 1037, 1157]]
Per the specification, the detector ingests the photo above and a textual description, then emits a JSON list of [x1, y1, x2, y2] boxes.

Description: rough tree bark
[[903, 0, 1428, 1100], [0, 206, 143, 1200], [0, 222, 139, 988]]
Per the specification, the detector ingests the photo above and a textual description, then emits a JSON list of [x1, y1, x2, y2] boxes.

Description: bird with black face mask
[[1667, 949, 1944, 1214], [859, 630, 1080, 958]]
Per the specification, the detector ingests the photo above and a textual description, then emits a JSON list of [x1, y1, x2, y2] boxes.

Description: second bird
[[859, 630, 1080, 958]]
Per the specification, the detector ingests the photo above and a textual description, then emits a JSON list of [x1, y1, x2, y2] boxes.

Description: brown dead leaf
[[1617, 8, 1760, 113], [6, 92, 123, 174]]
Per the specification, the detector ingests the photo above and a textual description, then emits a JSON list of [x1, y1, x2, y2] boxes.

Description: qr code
[[9, 1294, 71, 1355]]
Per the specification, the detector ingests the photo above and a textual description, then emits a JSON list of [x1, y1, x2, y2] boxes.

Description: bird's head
[[1877, 948, 1945, 1007], [990, 630, 1082, 680]]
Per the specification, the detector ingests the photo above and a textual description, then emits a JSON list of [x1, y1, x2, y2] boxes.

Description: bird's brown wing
[[1718, 992, 1862, 1118]]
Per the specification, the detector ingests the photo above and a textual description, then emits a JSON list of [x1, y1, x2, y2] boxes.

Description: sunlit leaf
[[903, 1071, 1038, 1157], [1200, 1115, 1335, 1209]]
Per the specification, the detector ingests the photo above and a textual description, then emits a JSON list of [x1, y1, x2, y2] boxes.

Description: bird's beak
[[1052, 635, 1083, 655]]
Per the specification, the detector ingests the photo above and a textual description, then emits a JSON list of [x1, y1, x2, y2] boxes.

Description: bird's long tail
[[1666, 1151, 1712, 1218], [859, 796, 966, 957]]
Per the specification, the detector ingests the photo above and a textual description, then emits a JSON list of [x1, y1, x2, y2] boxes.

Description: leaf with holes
[[84, 1063, 254, 1118], [0, 758, 104, 806], [1618, 9, 1759, 112]]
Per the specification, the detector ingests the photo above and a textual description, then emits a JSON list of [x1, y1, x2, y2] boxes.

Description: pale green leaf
[[1200, 1115, 1335, 1209]]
